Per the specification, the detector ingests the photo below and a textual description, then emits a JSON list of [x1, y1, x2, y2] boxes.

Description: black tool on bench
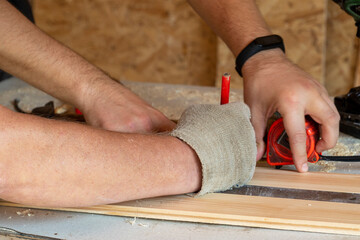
[[12, 99, 86, 122], [334, 86, 360, 139]]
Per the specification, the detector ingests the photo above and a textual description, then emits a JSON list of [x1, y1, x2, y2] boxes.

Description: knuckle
[[126, 113, 154, 133], [302, 80, 317, 91], [137, 114, 153, 131], [281, 93, 301, 106], [101, 113, 154, 133], [320, 139, 337, 150], [327, 141, 337, 149], [327, 111, 340, 124]]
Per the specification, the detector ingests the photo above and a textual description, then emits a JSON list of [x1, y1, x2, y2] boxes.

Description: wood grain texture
[[1, 167, 359, 235], [32, 0, 217, 86], [250, 167, 360, 194], [1, 193, 359, 235], [325, 1, 358, 96]]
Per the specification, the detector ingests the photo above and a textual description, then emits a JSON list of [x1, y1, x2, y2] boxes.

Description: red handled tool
[[267, 115, 360, 166], [267, 116, 320, 166], [75, 108, 83, 115], [221, 73, 230, 105], [219, 74, 360, 166]]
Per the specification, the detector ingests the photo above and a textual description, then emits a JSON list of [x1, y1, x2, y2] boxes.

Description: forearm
[[0, 1, 114, 108], [188, 0, 271, 56], [0, 107, 201, 207]]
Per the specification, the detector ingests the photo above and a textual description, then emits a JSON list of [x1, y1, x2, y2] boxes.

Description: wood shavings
[[16, 209, 35, 217], [125, 217, 149, 227], [125, 217, 137, 226], [310, 161, 337, 173], [138, 223, 149, 228], [55, 103, 75, 114], [326, 142, 360, 156]]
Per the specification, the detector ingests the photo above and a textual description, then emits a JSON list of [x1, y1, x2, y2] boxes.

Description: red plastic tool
[[266, 116, 320, 166], [221, 73, 230, 105], [75, 108, 83, 115]]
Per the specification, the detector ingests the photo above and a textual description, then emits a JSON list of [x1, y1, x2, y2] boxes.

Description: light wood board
[[1, 193, 359, 235], [250, 167, 360, 194], [1, 167, 360, 235]]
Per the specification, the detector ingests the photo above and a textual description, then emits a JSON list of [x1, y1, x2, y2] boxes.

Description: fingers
[[282, 110, 308, 172], [250, 110, 267, 161], [281, 93, 339, 173], [307, 95, 339, 153], [156, 118, 177, 132]]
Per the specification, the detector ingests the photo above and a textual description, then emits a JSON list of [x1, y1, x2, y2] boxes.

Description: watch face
[[254, 35, 283, 47]]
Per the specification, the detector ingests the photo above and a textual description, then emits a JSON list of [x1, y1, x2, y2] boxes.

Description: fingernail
[[302, 163, 308, 172]]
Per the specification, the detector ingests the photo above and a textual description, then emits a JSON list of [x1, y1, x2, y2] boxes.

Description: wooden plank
[[250, 167, 360, 194], [1, 193, 359, 235]]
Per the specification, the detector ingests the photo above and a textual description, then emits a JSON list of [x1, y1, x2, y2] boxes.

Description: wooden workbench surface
[[0, 77, 359, 239]]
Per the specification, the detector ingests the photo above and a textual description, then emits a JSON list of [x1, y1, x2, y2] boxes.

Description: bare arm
[[0, 1, 175, 133], [0, 106, 201, 207], [189, 0, 340, 172]]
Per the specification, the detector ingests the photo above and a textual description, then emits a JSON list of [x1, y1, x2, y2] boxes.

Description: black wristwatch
[[235, 35, 285, 77]]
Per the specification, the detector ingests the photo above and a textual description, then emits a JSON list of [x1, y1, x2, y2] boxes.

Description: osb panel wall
[[216, 0, 327, 89], [32, 0, 358, 93], [325, 1, 358, 96], [32, 0, 217, 86]]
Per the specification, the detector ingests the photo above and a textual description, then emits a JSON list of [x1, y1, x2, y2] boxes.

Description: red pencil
[[221, 73, 230, 105]]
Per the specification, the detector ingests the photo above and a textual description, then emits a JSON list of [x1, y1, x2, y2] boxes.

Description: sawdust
[[16, 209, 35, 217], [124, 81, 244, 120], [125, 217, 149, 227], [311, 161, 337, 173], [326, 142, 360, 156], [55, 103, 76, 114], [125, 217, 137, 226], [138, 223, 149, 228]]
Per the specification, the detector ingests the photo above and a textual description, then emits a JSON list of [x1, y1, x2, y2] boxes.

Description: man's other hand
[[78, 79, 176, 134], [242, 49, 340, 172]]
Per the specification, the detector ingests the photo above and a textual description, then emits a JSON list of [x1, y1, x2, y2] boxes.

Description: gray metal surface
[[0, 226, 63, 239], [224, 185, 360, 203], [1, 206, 359, 240]]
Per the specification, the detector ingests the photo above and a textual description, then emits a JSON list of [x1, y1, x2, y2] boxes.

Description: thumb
[[250, 111, 267, 161]]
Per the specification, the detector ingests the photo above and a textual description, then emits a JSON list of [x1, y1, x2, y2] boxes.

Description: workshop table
[[0, 77, 359, 240]]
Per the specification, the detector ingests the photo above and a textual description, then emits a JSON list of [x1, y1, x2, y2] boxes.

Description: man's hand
[[0, 1, 174, 134], [78, 79, 176, 134], [242, 49, 340, 172]]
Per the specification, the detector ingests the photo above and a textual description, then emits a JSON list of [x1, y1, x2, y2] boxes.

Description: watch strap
[[235, 35, 285, 77]]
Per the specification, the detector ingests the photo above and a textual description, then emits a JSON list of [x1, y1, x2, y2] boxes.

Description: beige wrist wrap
[[171, 102, 257, 196]]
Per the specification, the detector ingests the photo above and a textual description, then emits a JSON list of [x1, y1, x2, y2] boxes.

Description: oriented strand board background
[[325, 2, 358, 96], [32, 0, 358, 94], [32, 0, 217, 86]]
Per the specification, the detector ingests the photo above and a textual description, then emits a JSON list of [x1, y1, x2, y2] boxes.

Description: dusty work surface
[[0, 77, 359, 240], [1, 77, 359, 174]]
